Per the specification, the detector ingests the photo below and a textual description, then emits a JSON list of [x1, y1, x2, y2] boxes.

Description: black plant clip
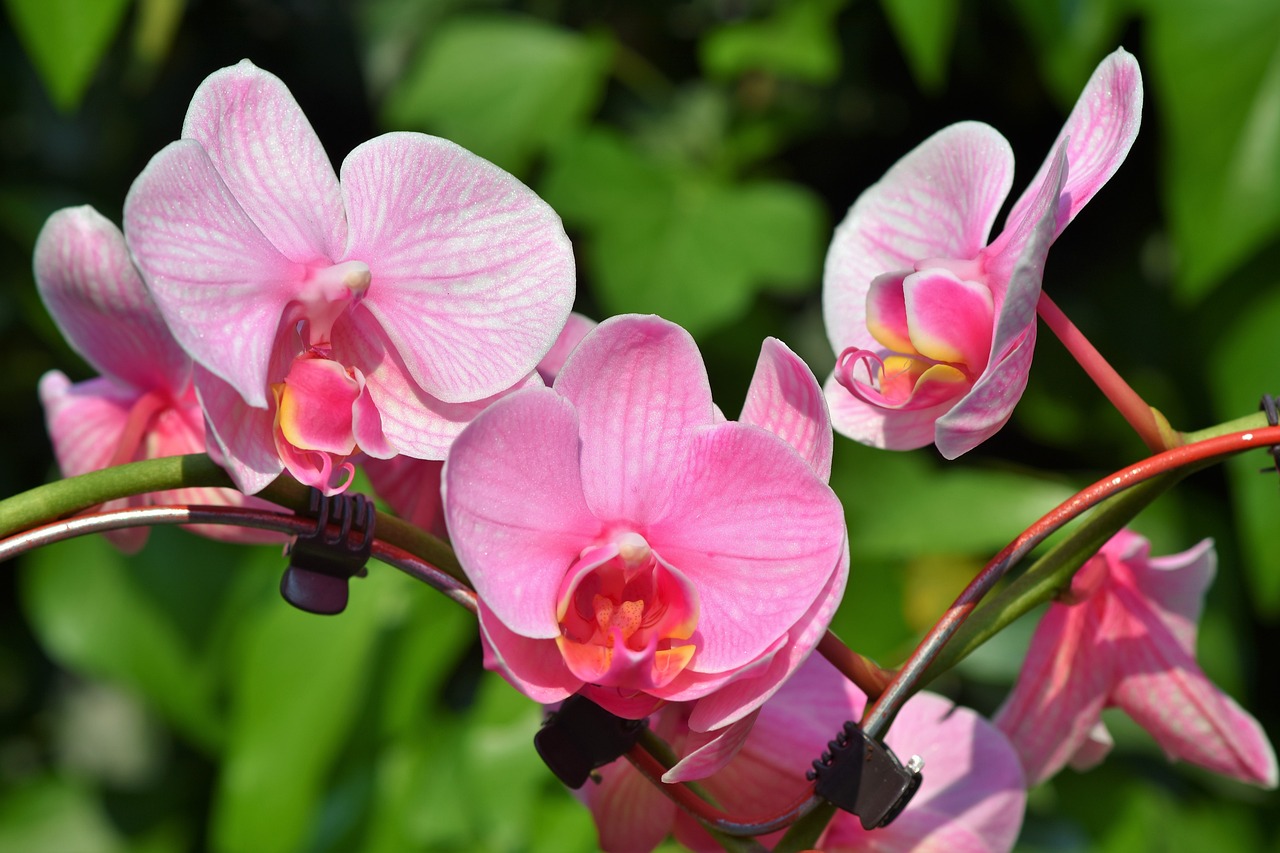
[[534, 694, 648, 789], [279, 489, 376, 615], [1260, 395, 1280, 478], [806, 720, 924, 830]]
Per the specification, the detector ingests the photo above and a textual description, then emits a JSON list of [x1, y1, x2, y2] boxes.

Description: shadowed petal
[[363, 457, 447, 539], [824, 372, 954, 451], [39, 372, 135, 481], [341, 132, 575, 403], [662, 710, 760, 783], [580, 747, 676, 853], [741, 337, 833, 481], [477, 602, 580, 703], [194, 366, 283, 495]]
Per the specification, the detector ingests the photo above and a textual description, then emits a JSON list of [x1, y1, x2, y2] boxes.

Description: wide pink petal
[[554, 315, 716, 525], [476, 602, 580, 703], [824, 372, 954, 451], [362, 457, 447, 539], [823, 122, 1014, 356], [340, 132, 575, 403], [740, 337, 833, 482], [443, 388, 601, 638], [537, 312, 597, 384], [34, 207, 190, 394], [579, 751, 676, 853], [996, 599, 1113, 786], [181, 59, 345, 263], [647, 422, 845, 674], [125, 139, 300, 408], [1004, 48, 1143, 240], [193, 366, 283, 495]]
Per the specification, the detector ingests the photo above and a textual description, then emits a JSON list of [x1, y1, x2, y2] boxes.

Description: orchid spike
[[823, 47, 1142, 457], [124, 59, 575, 495], [444, 315, 848, 734], [34, 206, 276, 551], [997, 529, 1278, 788], [582, 655, 1026, 853]]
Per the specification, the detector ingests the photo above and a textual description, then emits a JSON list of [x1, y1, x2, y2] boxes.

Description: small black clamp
[[1260, 395, 1280, 478], [534, 694, 648, 789], [806, 720, 924, 830], [279, 489, 376, 615]]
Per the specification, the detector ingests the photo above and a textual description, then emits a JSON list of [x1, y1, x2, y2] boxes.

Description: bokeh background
[[2, 0, 1279, 850]]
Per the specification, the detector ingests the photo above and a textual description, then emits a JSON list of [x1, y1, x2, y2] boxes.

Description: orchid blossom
[[997, 529, 1278, 788], [123, 60, 575, 495], [444, 314, 847, 736], [35, 206, 275, 552], [823, 48, 1142, 457], [582, 655, 1026, 853]]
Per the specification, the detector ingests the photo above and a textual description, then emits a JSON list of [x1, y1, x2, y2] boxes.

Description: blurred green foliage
[[2, 0, 1279, 851]]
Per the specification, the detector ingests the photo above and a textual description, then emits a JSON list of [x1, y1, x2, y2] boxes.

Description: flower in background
[[35, 206, 276, 552], [582, 655, 1026, 853], [823, 47, 1142, 458], [444, 314, 847, 739], [124, 60, 575, 495], [997, 529, 1277, 788]]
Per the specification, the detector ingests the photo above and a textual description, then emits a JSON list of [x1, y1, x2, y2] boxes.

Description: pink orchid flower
[[997, 529, 1278, 788], [35, 206, 276, 552], [124, 59, 575, 495], [363, 312, 598, 540], [582, 654, 1026, 853], [444, 314, 848, 734], [823, 48, 1142, 457]]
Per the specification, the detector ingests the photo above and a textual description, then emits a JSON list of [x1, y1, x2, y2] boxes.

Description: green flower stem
[[0, 453, 466, 584]]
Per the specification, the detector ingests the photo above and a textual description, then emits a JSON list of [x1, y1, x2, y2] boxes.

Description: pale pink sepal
[[741, 337, 833, 481]]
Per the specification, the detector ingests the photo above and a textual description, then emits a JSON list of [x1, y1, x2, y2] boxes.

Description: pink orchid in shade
[[996, 529, 1278, 789], [123, 59, 575, 496], [444, 314, 848, 733], [363, 312, 598, 540], [822, 47, 1142, 458], [581, 655, 1026, 853], [34, 206, 278, 552]]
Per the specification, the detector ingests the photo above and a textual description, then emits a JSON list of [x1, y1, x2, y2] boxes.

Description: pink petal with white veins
[[181, 59, 345, 263], [553, 315, 715, 525], [647, 422, 844, 674], [444, 388, 601, 638], [1004, 48, 1143, 240], [340, 132, 575, 402], [902, 270, 995, 370], [39, 372, 134, 480], [824, 371, 954, 451], [35, 207, 190, 394], [477, 602, 580, 703], [194, 366, 283, 495], [125, 140, 301, 408], [824, 122, 1014, 356], [740, 337, 833, 481]]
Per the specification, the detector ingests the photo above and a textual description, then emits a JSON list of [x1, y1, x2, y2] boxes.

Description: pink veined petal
[[39, 372, 135, 479], [476, 602, 580, 704], [1067, 720, 1114, 772], [34, 207, 190, 394], [823, 122, 1014, 357], [193, 365, 283, 495], [554, 315, 716, 525], [443, 388, 601, 638], [363, 457, 447, 539], [995, 599, 1113, 786], [662, 709, 761, 783], [579, 751, 677, 853], [1126, 537, 1215, 656], [537, 312, 597, 385], [646, 422, 845, 674], [181, 59, 345, 263], [125, 140, 301, 408], [740, 337, 833, 482], [901, 270, 995, 371], [824, 371, 954, 452], [1004, 48, 1143, 240], [340, 132, 575, 403]]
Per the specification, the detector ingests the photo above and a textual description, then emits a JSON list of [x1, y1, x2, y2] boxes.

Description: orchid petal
[[444, 388, 600, 639], [580, 749, 677, 853], [362, 457, 447, 539], [554, 315, 715, 525], [1127, 536, 1215, 655], [740, 337, 833, 482], [39, 372, 135, 479], [1004, 48, 1143, 239], [125, 140, 300, 408], [824, 371, 954, 451], [902, 269, 995, 370], [340, 132, 575, 402], [662, 710, 761, 783], [477, 603, 580, 703], [647, 422, 844, 673], [34, 207, 190, 394], [865, 272, 913, 353], [194, 366, 283, 495], [181, 59, 345, 263], [824, 122, 1014, 356], [537, 312, 597, 385]]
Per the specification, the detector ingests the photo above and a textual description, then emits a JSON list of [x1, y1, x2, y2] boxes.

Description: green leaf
[[0, 777, 125, 853], [4, 0, 132, 111], [1147, 0, 1280, 299], [699, 0, 847, 84], [381, 14, 613, 175], [1208, 283, 1280, 615], [541, 129, 827, 335], [878, 0, 960, 92]]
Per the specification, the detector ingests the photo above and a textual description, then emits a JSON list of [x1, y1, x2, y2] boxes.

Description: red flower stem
[[817, 630, 896, 701], [859, 424, 1280, 741], [1037, 291, 1172, 452]]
